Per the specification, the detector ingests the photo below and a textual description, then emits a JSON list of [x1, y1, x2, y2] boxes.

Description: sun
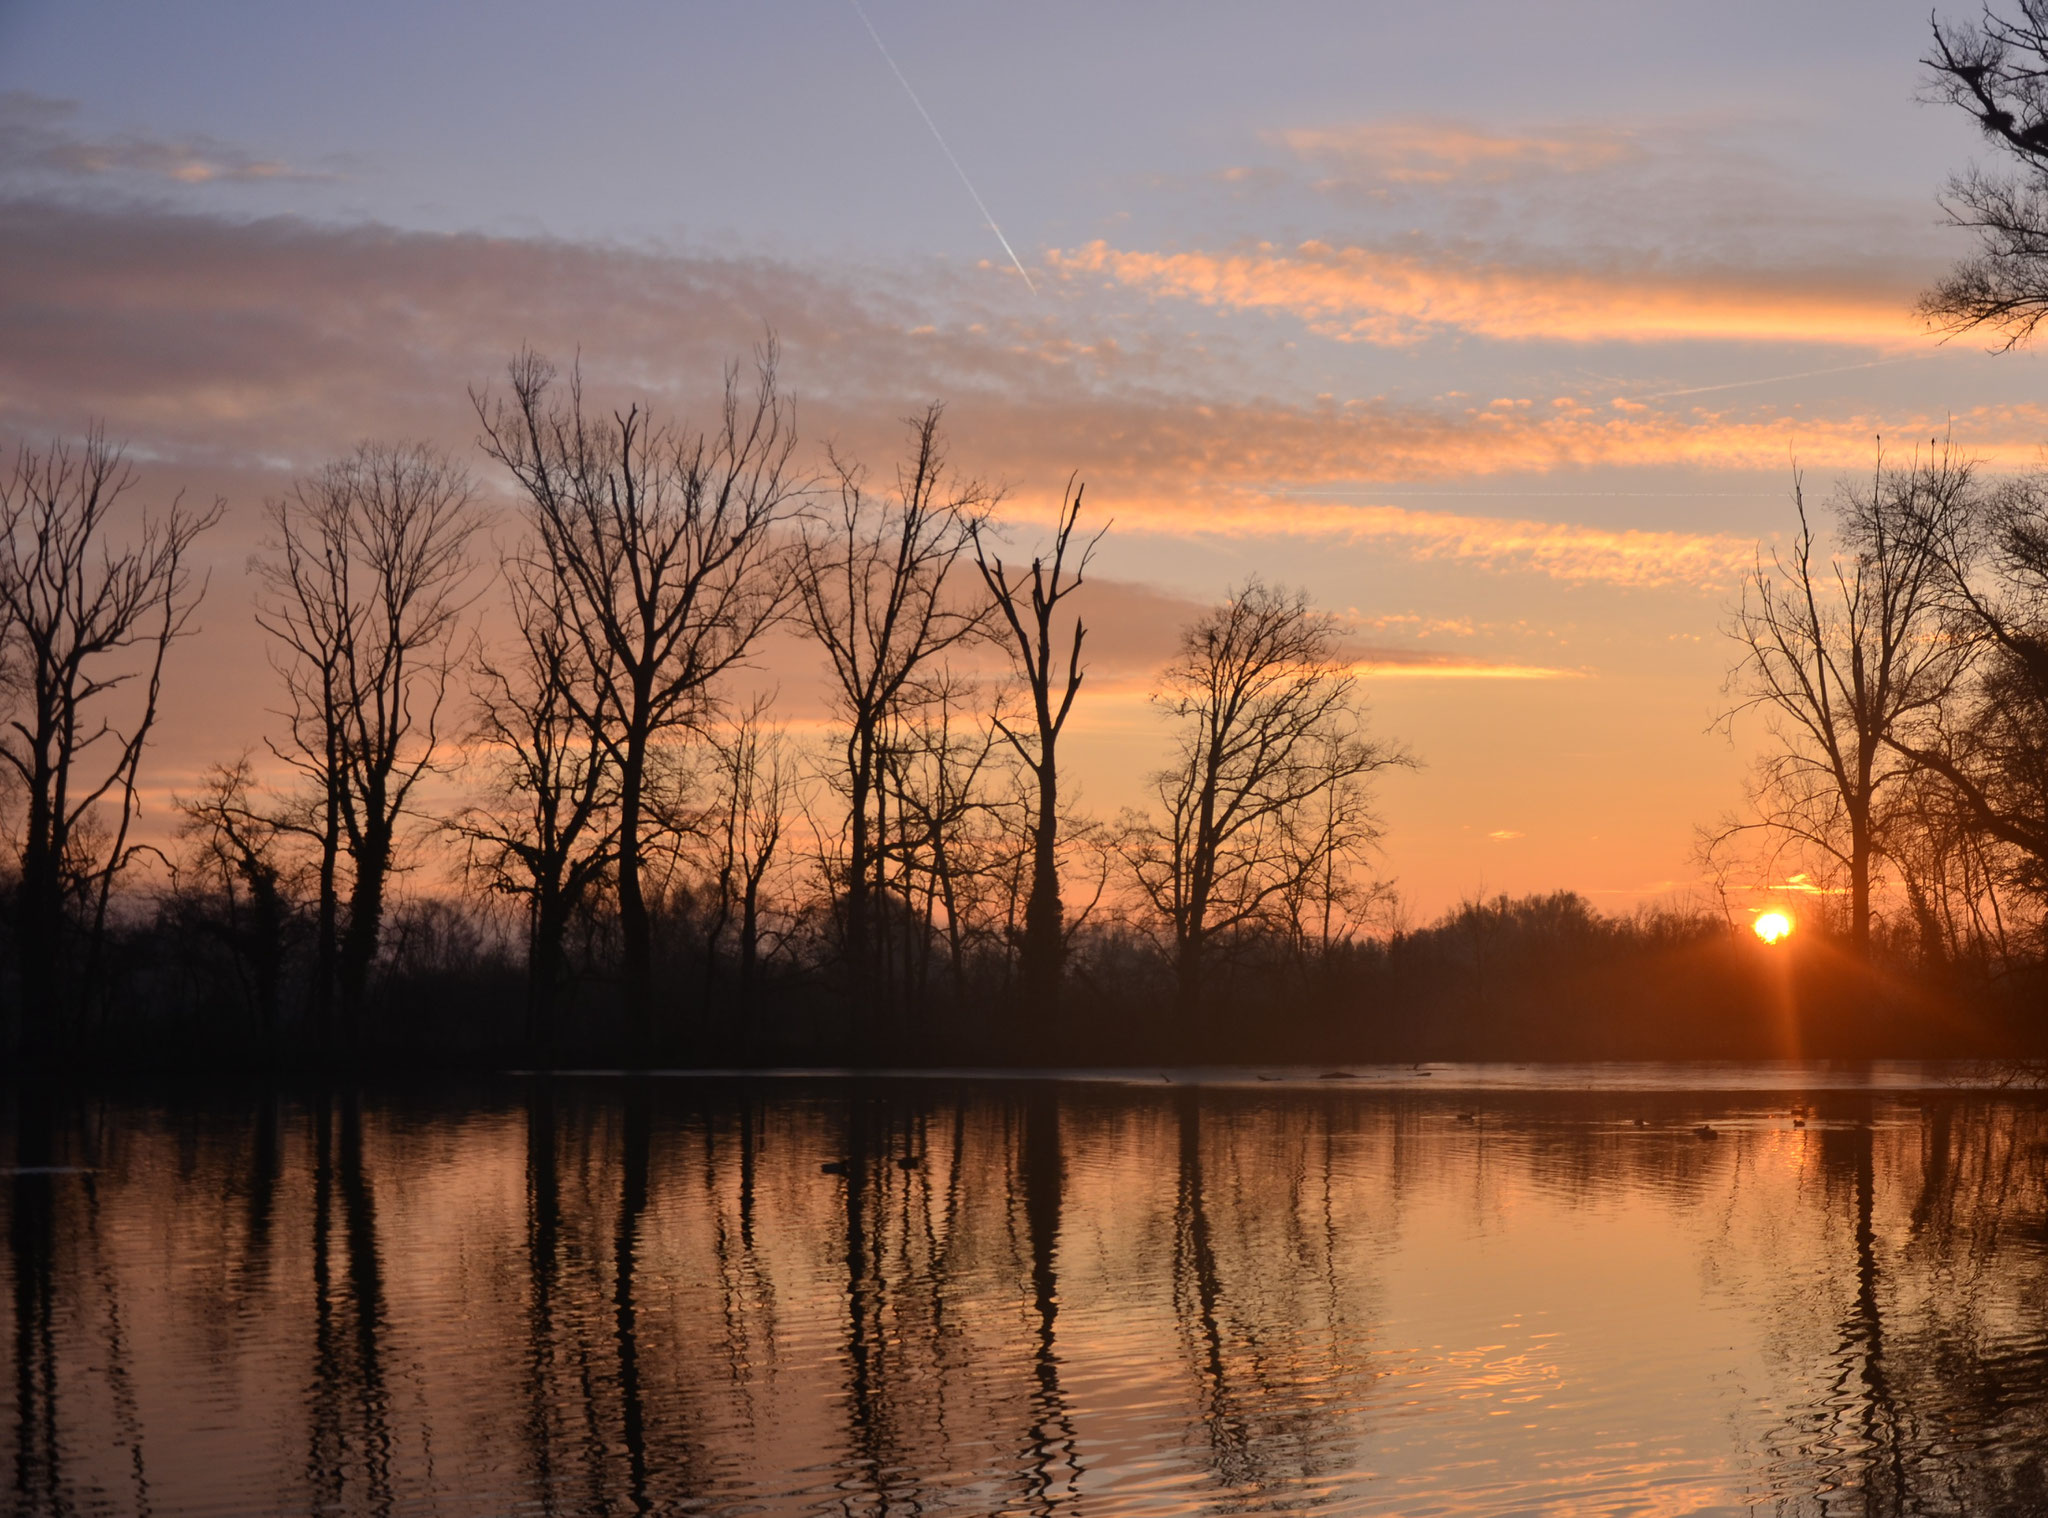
[[1753, 910, 1794, 945]]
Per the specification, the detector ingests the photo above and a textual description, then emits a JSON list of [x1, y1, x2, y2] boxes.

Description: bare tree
[[1711, 448, 1975, 956], [0, 431, 218, 1043], [1882, 470, 2048, 900], [791, 406, 992, 1043], [1923, 3, 2048, 345], [880, 667, 1009, 1007], [255, 441, 479, 1042], [1122, 579, 1407, 1017], [171, 757, 299, 1039], [1276, 730, 1396, 972], [453, 561, 617, 1053], [971, 481, 1102, 1010], [698, 699, 793, 1029], [475, 348, 799, 1054]]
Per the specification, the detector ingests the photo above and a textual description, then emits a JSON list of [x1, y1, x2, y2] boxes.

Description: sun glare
[[1753, 910, 1794, 945]]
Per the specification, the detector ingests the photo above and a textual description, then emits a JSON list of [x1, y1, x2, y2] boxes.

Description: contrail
[[1640, 352, 1935, 400], [847, 0, 1037, 295]]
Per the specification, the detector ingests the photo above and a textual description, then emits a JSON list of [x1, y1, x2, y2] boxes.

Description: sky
[[0, 0, 2042, 921]]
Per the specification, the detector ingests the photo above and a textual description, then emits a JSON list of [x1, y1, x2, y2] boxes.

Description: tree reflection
[[9, 1088, 59, 1515], [1020, 1085, 1076, 1511], [6, 1080, 2048, 1514], [305, 1089, 395, 1516]]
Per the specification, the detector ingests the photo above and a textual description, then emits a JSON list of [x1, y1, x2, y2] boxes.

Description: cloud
[[1351, 652, 1582, 679], [0, 92, 323, 187], [1309, 501, 1753, 590], [1276, 120, 1636, 185], [1046, 239, 1922, 348], [999, 578, 1576, 689], [1066, 491, 1754, 589], [6, 195, 2034, 598]]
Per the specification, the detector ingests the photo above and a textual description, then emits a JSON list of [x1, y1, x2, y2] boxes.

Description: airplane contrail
[[847, 0, 1038, 295]]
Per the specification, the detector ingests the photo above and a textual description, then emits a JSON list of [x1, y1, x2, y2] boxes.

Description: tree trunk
[[338, 825, 390, 1043], [15, 771, 61, 1052], [1174, 924, 1206, 1023], [1849, 806, 1872, 961], [845, 747, 873, 1038], [617, 722, 653, 1059], [528, 889, 569, 1061], [739, 875, 761, 1040], [315, 778, 340, 1048], [1020, 753, 1064, 1010]]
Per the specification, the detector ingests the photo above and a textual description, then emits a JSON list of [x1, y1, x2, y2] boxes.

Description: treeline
[[0, 362, 2034, 1067], [0, 349, 1426, 1066]]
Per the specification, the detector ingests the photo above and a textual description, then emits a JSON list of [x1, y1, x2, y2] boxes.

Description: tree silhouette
[[0, 430, 217, 1041], [1123, 579, 1407, 1018], [256, 441, 479, 1041], [792, 407, 991, 1045], [971, 482, 1101, 1013], [1712, 449, 1973, 957], [476, 348, 799, 1055], [1924, 2, 2048, 346]]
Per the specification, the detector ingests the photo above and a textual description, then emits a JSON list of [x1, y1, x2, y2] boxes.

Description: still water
[[4, 1067, 2047, 1516]]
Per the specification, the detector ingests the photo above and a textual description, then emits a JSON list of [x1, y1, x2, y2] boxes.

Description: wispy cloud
[[0, 92, 326, 187], [1097, 493, 1757, 589], [1350, 651, 1584, 679], [1047, 239, 1921, 347], [1276, 120, 1636, 185]]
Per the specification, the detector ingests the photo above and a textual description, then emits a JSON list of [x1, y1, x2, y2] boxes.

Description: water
[[5, 1066, 2047, 1516]]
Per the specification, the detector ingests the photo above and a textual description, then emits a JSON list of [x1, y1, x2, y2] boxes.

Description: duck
[[895, 1155, 921, 1170], [1693, 1124, 1718, 1140], [1632, 1117, 1648, 1128], [820, 1160, 850, 1176], [1792, 1116, 1807, 1128], [1455, 1111, 1478, 1123]]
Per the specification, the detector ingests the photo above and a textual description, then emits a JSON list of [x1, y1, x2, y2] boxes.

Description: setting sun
[[1753, 910, 1794, 945]]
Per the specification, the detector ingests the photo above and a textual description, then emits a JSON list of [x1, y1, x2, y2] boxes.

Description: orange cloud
[[1086, 492, 1756, 589], [1046, 239, 1922, 347], [974, 393, 2048, 522], [1276, 121, 1635, 184], [1351, 654, 1582, 679]]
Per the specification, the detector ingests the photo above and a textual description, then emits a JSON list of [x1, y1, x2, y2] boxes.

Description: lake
[[5, 1065, 2047, 1516]]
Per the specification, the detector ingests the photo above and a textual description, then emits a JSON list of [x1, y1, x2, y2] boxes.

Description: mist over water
[[5, 1070, 2047, 1516]]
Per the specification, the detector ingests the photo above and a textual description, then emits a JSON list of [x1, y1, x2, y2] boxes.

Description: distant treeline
[[0, 352, 2045, 1068]]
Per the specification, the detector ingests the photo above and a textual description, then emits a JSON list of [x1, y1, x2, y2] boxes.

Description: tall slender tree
[[698, 699, 792, 1031], [453, 560, 618, 1054], [1124, 579, 1405, 1018], [256, 441, 478, 1041], [971, 482, 1102, 1010], [791, 406, 991, 1044], [475, 348, 799, 1054]]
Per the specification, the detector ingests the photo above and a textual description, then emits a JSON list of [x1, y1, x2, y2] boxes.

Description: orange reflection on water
[[3, 1073, 2045, 1515]]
